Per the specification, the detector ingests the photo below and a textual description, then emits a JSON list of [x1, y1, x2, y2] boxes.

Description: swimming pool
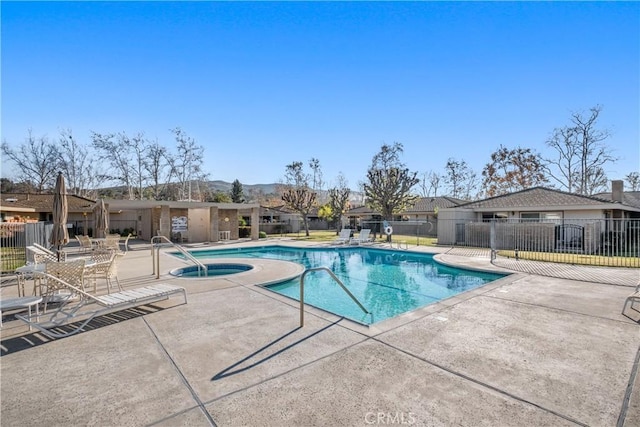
[[182, 246, 507, 325]]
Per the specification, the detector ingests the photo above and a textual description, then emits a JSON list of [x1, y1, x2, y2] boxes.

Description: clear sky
[[2, 1, 639, 190]]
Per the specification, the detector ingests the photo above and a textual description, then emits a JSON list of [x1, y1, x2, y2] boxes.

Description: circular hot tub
[[170, 263, 254, 278]]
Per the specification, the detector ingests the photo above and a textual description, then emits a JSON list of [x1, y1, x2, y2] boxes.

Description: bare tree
[[92, 131, 136, 199], [57, 129, 103, 198], [481, 145, 547, 197], [280, 161, 317, 237], [328, 172, 351, 232], [444, 158, 477, 199], [1, 130, 61, 192], [626, 172, 640, 191], [144, 139, 171, 200], [363, 142, 419, 241], [544, 105, 617, 195], [168, 128, 208, 201], [419, 170, 442, 197]]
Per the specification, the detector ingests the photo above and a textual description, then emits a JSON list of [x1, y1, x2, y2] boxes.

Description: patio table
[[0, 296, 42, 330]]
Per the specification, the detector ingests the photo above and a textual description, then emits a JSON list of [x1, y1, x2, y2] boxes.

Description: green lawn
[[497, 249, 639, 268], [276, 230, 438, 246]]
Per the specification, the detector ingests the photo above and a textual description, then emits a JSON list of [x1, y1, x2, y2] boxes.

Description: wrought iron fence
[[0, 222, 52, 273], [439, 218, 640, 268]]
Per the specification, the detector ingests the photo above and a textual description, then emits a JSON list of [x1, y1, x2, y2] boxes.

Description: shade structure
[[50, 172, 69, 261], [94, 198, 109, 238]]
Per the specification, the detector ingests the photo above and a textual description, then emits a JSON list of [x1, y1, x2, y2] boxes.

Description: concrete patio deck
[[1, 239, 638, 426]]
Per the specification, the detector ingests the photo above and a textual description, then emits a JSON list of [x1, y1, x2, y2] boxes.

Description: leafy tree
[[328, 172, 351, 232], [317, 204, 333, 223], [544, 105, 617, 195], [230, 179, 245, 203], [444, 158, 477, 199], [210, 191, 232, 203], [363, 143, 419, 241], [1, 129, 61, 192], [280, 161, 317, 237], [481, 145, 547, 197], [625, 172, 640, 191]]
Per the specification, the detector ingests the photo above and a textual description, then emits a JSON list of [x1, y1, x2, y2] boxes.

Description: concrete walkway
[[1, 240, 639, 426]]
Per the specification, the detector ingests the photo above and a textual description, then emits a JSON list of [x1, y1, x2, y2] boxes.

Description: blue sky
[[2, 1, 639, 190]]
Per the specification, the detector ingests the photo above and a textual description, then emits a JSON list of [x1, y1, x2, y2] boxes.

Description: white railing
[[150, 235, 207, 279]]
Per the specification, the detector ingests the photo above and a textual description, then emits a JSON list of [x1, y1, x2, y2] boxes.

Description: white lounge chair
[[333, 228, 352, 245], [16, 272, 187, 338], [26, 244, 67, 263], [622, 284, 640, 319], [350, 229, 372, 245]]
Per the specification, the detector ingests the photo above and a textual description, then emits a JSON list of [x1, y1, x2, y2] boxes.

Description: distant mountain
[[207, 180, 279, 195]]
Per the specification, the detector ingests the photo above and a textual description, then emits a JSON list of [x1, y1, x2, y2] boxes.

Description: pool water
[[184, 246, 507, 324], [170, 263, 253, 278]]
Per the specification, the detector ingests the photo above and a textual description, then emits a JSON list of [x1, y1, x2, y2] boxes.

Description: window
[[520, 212, 562, 222], [482, 212, 508, 222]]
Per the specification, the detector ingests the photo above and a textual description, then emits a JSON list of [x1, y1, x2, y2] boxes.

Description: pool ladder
[[299, 267, 369, 327], [151, 235, 208, 278]]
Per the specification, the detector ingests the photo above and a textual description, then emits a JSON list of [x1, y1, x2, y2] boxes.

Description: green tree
[[230, 179, 245, 203], [363, 143, 419, 241], [481, 145, 547, 197], [280, 161, 318, 237]]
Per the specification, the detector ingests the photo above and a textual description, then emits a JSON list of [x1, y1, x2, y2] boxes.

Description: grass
[[497, 249, 640, 268], [1, 247, 26, 273], [276, 230, 438, 246]]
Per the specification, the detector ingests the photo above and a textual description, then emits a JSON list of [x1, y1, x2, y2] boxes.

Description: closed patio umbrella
[[50, 171, 69, 261], [94, 198, 109, 238]]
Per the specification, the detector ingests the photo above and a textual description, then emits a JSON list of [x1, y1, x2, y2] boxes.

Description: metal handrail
[[299, 267, 369, 327], [150, 235, 207, 278]]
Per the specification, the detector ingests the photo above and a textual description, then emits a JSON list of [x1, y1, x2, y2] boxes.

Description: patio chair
[[350, 229, 372, 245], [88, 251, 122, 294], [104, 235, 121, 252], [27, 244, 66, 263], [332, 228, 352, 245], [41, 259, 86, 312], [77, 235, 94, 253], [16, 273, 187, 338], [622, 284, 640, 319]]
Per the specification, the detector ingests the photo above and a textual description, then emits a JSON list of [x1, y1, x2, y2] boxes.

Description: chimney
[[611, 180, 623, 203]]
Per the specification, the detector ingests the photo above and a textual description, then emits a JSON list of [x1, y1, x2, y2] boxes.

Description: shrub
[[259, 231, 267, 239]]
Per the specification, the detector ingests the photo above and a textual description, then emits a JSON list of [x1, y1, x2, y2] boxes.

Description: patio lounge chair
[[333, 228, 352, 245], [76, 235, 94, 253], [16, 272, 187, 338], [622, 284, 640, 319], [350, 229, 372, 245], [26, 244, 66, 263]]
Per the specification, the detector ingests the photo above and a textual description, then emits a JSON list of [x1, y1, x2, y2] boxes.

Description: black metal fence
[[439, 218, 640, 268], [0, 222, 52, 272]]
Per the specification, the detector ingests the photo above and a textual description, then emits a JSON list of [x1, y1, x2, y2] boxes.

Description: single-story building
[[0, 193, 260, 244], [436, 180, 640, 254]]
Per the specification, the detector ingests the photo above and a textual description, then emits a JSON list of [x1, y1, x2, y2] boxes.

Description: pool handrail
[[150, 235, 208, 278], [299, 267, 369, 327]]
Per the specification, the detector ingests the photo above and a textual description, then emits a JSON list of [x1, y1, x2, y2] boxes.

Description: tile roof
[[457, 187, 617, 210], [0, 193, 96, 212], [405, 196, 468, 213], [592, 191, 640, 209]]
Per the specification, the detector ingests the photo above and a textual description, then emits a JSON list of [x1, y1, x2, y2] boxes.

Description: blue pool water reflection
[[184, 246, 508, 324]]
